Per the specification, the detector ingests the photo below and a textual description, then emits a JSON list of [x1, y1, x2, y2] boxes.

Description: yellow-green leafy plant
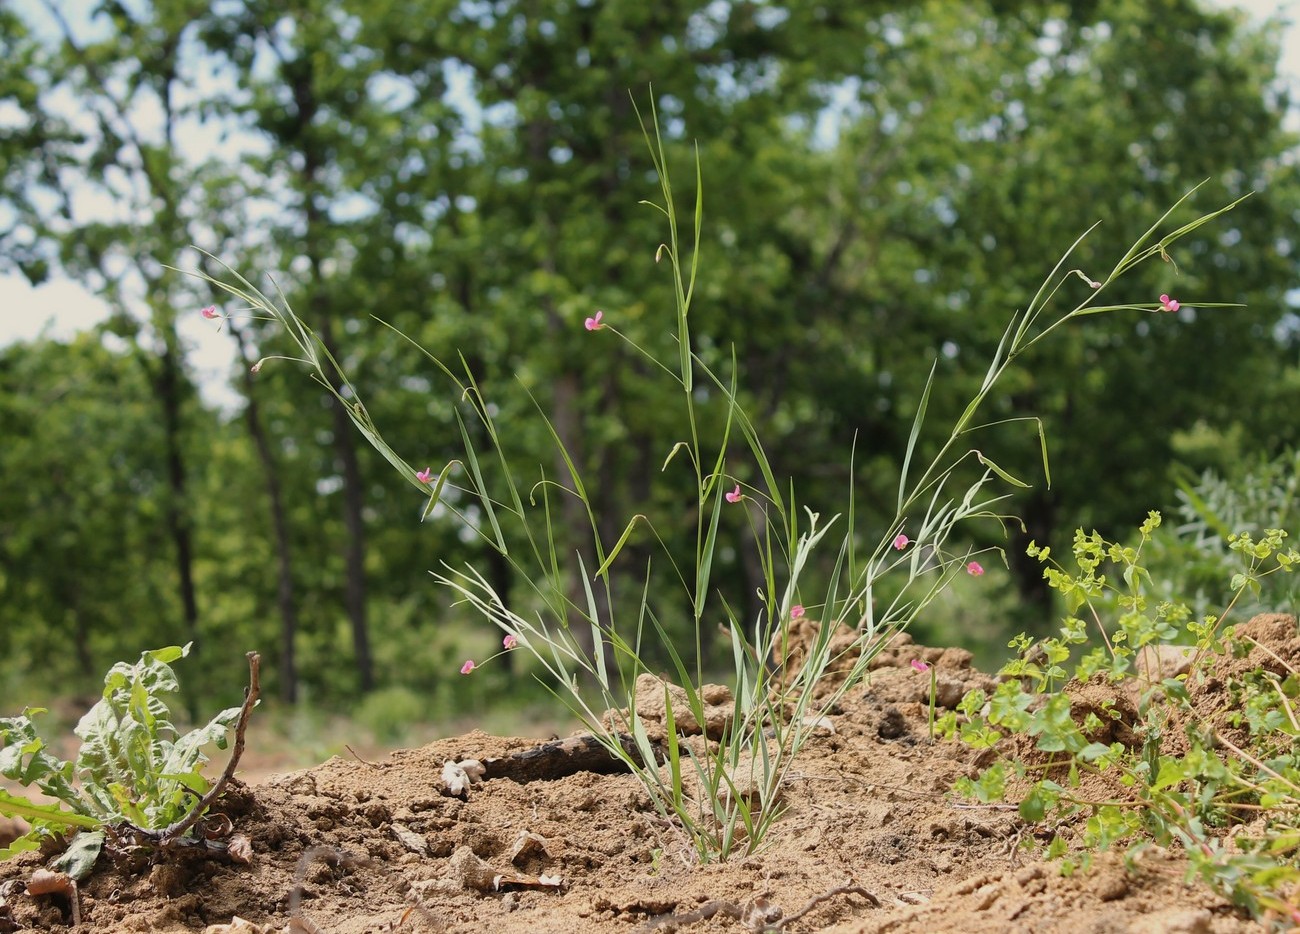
[[950, 515, 1300, 922]]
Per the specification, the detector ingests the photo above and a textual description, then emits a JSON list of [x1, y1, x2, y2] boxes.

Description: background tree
[[0, 0, 1296, 717], [0, 334, 191, 685]]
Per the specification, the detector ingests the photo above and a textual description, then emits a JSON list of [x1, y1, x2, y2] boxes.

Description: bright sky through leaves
[[0, 0, 1294, 407]]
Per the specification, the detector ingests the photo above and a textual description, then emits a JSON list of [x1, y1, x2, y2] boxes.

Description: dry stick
[[158, 652, 261, 847], [780, 882, 880, 927], [344, 744, 384, 768]]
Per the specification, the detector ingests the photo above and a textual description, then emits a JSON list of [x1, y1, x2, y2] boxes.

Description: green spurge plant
[[195, 101, 1248, 861], [0, 645, 258, 879], [948, 514, 1300, 924]]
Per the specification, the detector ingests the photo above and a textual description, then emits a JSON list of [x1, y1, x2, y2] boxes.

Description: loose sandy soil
[[2, 619, 1293, 934]]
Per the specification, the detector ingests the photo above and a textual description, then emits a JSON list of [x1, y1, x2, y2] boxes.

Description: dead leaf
[[507, 830, 550, 864], [226, 834, 254, 865], [441, 758, 486, 796], [25, 869, 73, 898], [447, 846, 562, 893], [26, 869, 79, 925]]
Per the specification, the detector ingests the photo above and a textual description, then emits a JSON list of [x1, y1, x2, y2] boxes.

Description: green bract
[[0, 644, 244, 878]]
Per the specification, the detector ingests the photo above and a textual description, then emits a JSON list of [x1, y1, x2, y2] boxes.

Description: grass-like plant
[[0, 645, 260, 879], [950, 515, 1300, 922], [195, 102, 1246, 861]]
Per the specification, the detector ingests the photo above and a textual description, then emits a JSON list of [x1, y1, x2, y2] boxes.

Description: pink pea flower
[[910, 659, 930, 673], [416, 467, 435, 484], [791, 605, 805, 620], [201, 305, 219, 319], [1159, 293, 1180, 313], [503, 634, 518, 650], [725, 484, 743, 503], [460, 659, 476, 675], [584, 310, 605, 331], [966, 561, 985, 577], [893, 533, 910, 550]]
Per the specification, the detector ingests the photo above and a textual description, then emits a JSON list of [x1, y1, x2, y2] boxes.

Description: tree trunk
[[1007, 488, 1056, 633], [233, 322, 301, 703], [316, 314, 375, 692], [550, 367, 612, 661], [154, 336, 200, 651]]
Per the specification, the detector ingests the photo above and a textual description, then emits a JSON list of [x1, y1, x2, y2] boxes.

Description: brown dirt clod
[[2, 621, 1294, 932]]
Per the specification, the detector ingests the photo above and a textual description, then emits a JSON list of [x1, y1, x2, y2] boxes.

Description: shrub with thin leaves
[[1141, 450, 1300, 620], [195, 102, 1249, 861]]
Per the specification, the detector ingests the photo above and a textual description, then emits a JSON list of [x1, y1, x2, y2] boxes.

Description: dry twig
[[345, 744, 384, 768], [781, 881, 879, 927], [158, 652, 262, 847]]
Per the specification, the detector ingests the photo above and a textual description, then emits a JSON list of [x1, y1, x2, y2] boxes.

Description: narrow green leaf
[[662, 688, 683, 811], [576, 555, 609, 690], [661, 441, 689, 472], [976, 451, 1031, 489], [593, 515, 648, 578], [898, 360, 937, 513], [0, 788, 99, 830], [456, 412, 507, 552], [1036, 418, 1051, 489], [694, 480, 725, 616]]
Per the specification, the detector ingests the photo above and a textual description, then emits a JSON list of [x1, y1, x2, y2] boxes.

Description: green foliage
[[0, 644, 244, 877], [951, 518, 1300, 921], [218, 79, 1255, 862], [0, 337, 185, 685], [2, 0, 1299, 729], [1141, 451, 1300, 621]]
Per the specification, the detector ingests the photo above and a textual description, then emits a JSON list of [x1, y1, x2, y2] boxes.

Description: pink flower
[[201, 306, 219, 319], [503, 634, 518, 650], [893, 533, 910, 550], [460, 659, 476, 675], [910, 659, 930, 673], [725, 484, 743, 504], [966, 561, 985, 577], [584, 310, 605, 331], [790, 605, 805, 620], [1159, 293, 1180, 313], [416, 467, 435, 484]]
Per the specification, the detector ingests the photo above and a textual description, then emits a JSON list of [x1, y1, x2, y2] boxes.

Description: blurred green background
[[2, 0, 1299, 760]]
